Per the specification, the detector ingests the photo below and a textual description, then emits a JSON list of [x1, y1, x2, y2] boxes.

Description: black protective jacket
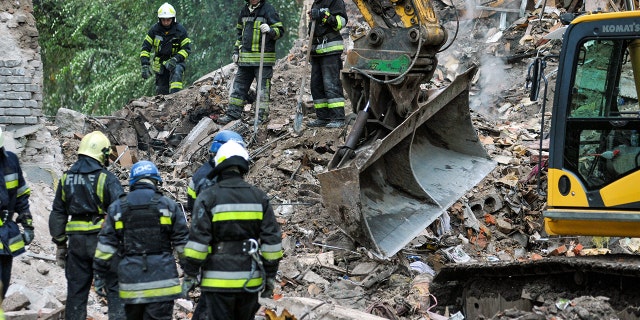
[[183, 170, 283, 293], [49, 156, 124, 244], [310, 0, 347, 56], [140, 21, 191, 69], [94, 182, 189, 304], [235, 1, 284, 67]]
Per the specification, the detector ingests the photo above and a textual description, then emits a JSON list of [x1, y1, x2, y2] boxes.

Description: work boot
[[217, 114, 238, 125], [326, 120, 345, 128], [307, 119, 330, 127]]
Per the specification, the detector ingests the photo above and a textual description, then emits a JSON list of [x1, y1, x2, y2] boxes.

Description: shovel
[[293, 20, 316, 134], [252, 32, 267, 140]]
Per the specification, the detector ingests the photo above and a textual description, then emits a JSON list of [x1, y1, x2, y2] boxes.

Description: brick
[[12, 68, 26, 76], [6, 76, 31, 84], [25, 116, 39, 124], [0, 91, 31, 99], [0, 116, 10, 122], [550, 244, 567, 256], [11, 84, 26, 92], [0, 84, 11, 91], [32, 93, 42, 101], [0, 60, 22, 67], [30, 108, 43, 116], [24, 84, 39, 92], [6, 108, 32, 116], [24, 100, 37, 108], [0, 68, 12, 76], [9, 116, 26, 124]]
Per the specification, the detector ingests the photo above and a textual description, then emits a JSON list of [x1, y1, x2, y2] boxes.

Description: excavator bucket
[[318, 70, 496, 258]]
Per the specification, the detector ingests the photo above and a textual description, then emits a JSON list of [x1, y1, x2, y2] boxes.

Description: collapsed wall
[[0, 0, 42, 129]]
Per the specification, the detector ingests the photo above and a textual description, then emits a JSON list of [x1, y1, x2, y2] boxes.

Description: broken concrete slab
[[261, 296, 389, 320]]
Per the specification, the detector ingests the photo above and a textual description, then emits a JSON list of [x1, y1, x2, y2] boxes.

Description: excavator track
[[432, 255, 640, 319]]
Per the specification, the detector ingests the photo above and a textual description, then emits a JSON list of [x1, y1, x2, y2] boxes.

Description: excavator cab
[[544, 12, 640, 237]]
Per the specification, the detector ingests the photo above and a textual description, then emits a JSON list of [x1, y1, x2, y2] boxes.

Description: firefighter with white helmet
[[49, 131, 125, 320], [94, 160, 188, 320], [140, 2, 192, 95], [0, 127, 33, 299], [183, 141, 283, 319]]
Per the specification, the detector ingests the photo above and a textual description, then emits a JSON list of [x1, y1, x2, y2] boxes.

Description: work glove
[[164, 57, 178, 72], [141, 65, 151, 79], [22, 228, 34, 245], [94, 274, 107, 297], [232, 53, 239, 64], [310, 8, 329, 21], [260, 23, 271, 34], [56, 243, 67, 269], [260, 277, 276, 298], [181, 275, 198, 298]]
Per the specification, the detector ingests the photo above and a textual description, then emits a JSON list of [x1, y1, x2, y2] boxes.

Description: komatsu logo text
[[602, 23, 640, 33]]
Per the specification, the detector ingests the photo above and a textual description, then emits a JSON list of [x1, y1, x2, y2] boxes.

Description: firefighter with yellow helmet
[[140, 2, 192, 95], [48, 131, 125, 320], [0, 127, 33, 299]]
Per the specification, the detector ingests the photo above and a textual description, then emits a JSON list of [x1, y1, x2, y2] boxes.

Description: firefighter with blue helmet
[[186, 130, 246, 212], [49, 131, 125, 320], [94, 160, 189, 320], [0, 127, 33, 299]]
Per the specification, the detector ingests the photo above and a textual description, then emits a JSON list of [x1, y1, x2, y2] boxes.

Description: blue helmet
[[209, 130, 245, 154], [129, 160, 163, 185]]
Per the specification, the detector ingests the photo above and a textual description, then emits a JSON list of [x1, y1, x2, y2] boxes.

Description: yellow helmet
[[78, 131, 111, 165], [158, 3, 176, 19]]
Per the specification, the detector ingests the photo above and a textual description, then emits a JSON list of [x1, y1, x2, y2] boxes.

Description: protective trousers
[[203, 291, 259, 320], [310, 54, 346, 121], [228, 66, 272, 120], [191, 298, 208, 320], [124, 301, 174, 320], [0, 255, 12, 299], [155, 63, 185, 95], [65, 234, 125, 320]]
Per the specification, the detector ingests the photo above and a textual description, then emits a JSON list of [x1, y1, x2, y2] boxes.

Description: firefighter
[[216, 0, 285, 125], [140, 2, 192, 95], [182, 141, 283, 320], [185, 130, 246, 319], [94, 160, 189, 320], [306, 0, 348, 128], [0, 127, 33, 299], [48, 131, 125, 320], [186, 130, 246, 212]]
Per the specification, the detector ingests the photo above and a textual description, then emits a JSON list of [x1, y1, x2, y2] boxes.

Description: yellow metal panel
[[545, 216, 640, 237], [601, 171, 640, 206], [547, 168, 589, 207], [571, 11, 640, 24]]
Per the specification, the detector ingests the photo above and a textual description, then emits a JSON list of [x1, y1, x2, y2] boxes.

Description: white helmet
[[158, 3, 176, 19], [214, 141, 249, 166]]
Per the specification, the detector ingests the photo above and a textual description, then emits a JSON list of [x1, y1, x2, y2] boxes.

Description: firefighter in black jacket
[[0, 127, 33, 299], [48, 131, 125, 320], [94, 160, 189, 320], [182, 141, 283, 320], [140, 2, 192, 95], [306, 0, 348, 128], [217, 0, 285, 124]]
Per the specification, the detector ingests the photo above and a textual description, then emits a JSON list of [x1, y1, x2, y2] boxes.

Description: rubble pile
[[3, 0, 638, 319]]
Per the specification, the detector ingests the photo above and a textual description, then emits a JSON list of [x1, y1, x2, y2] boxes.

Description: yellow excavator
[[433, 9, 640, 319], [318, 0, 496, 259]]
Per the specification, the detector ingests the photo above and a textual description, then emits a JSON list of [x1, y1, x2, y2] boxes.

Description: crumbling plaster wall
[[0, 0, 42, 129]]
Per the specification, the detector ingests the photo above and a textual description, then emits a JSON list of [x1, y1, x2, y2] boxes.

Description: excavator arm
[[318, 0, 495, 258]]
